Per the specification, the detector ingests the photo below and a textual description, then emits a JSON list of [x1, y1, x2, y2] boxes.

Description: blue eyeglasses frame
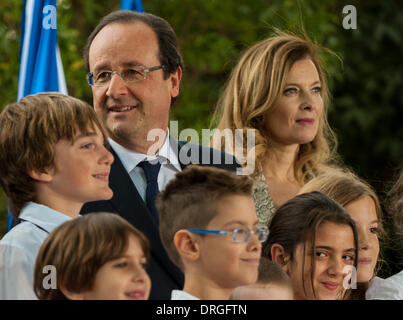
[[186, 226, 269, 243]]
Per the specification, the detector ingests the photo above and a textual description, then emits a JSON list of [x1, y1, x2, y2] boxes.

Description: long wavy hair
[[388, 169, 403, 237], [211, 30, 338, 183]]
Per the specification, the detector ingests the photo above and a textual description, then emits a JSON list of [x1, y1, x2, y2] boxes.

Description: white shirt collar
[[171, 290, 200, 300], [108, 128, 181, 173], [19, 202, 72, 234]]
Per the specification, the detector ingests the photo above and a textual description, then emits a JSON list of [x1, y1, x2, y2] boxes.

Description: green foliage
[[0, 1, 402, 275], [0, 0, 22, 236], [329, 1, 403, 188], [0, 1, 22, 106], [146, 0, 345, 132]]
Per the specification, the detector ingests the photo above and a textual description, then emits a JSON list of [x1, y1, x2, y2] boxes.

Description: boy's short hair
[[34, 212, 150, 300], [156, 165, 254, 270], [0, 92, 108, 217], [257, 257, 292, 287]]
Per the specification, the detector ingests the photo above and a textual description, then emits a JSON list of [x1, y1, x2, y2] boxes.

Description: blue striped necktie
[[138, 160, 161, 224]]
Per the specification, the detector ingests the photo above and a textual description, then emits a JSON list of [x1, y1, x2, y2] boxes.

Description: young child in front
[[230, 257, 294, 300], [262, 191, 359, 300], [34, 212, 151, 300], [156, 165, 268, 300], [0, 92, 114, 299]]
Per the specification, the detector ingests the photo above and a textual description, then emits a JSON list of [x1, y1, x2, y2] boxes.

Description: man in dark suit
[[81, 11, 239, 299]]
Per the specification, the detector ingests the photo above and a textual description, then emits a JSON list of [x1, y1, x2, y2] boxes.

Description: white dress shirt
[[0, 202, 72, 299], [365, 270, 403, 300], [108, 130, 182, 201], [171, 289, 200, 300]]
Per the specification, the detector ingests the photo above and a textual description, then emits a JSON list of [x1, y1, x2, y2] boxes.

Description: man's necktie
[[138, 160, 161, 224]]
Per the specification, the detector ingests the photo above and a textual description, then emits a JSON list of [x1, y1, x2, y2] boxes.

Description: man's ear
[[169, 66, 182, 98], [27, 167, 54, 183], [271, 244, 291, 273], [173, 229, 200, 263]]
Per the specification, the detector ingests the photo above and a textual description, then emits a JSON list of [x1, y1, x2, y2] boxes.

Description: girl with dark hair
[[262, 191, 359, 300]]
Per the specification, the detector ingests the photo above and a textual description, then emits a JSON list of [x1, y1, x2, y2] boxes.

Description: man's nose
[[106, 72, 129, 98]]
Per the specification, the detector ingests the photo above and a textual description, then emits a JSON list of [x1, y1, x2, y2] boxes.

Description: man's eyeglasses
[[87, 65, 165, 86], [186, 226, 269, 243]]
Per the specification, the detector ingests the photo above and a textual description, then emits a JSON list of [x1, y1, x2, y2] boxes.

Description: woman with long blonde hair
[[212, 31, 338, 225]]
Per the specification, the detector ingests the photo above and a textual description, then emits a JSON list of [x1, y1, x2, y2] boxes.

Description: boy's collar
[[18, 202, 73, 234]]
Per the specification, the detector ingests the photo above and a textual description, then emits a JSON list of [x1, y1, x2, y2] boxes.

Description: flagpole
[[7, 0, 67, 233]]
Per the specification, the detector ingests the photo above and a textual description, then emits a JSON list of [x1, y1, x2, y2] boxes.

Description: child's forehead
[[105, 234, 146, 262], [207, 215, 258, 229], [298, 222, 355, 254], [126, 234, 146, 252], [316, 221, 354, 242], [212, 194, 257, 223], [74, 122, 100, 135], [236, 285, 291, 299], [70, 123, 104, 141], [260, 283, 290, 291]]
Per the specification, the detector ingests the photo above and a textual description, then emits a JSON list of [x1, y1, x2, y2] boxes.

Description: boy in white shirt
[[157, 165, 268, 300], [0, 92, 114, 299]]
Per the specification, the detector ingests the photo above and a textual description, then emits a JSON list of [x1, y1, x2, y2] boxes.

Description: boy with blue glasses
[[156, 165, 268, 300]]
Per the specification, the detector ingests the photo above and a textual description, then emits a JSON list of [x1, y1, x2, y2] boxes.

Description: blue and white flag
[[17, 0, 67, 100], [7, 0, 67, 232], [6, 214, 13, 233], [120, 0, 144, 12]]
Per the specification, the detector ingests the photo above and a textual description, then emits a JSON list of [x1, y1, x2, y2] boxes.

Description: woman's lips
[[296, 118, 315, 125]]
